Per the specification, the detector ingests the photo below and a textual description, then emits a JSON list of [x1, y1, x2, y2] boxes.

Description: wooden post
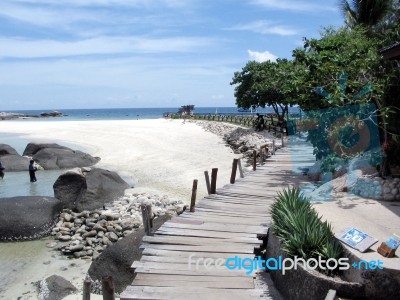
[[190, 179, 198, 212], [210, 168, 218, 194], [253, 150, 257, 171], [238, 159, 244, 178], [281, 129, 284, 147], [101, 276, 115, 300], [272, 139, 276, 155], [83, 280, 91, 300], [230, 158, 239, 184], [146, 204, 153, 229], [141, 205, 151, 236], [259, 147, 264, 164], [204, 171, 211, 195]]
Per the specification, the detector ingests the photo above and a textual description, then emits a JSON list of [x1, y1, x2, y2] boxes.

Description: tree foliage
[[339, 0, 394, 29], [230, 59, 297, 122]]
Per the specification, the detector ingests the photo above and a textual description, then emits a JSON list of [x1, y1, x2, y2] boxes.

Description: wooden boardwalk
[[120, 143, 314, 300]]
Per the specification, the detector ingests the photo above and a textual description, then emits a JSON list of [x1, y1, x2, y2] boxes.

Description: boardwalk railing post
[[204, 171, 211, 195], [230, 158, 239, 184], [141, 205, 152, 236], [190, 179, 198, 212], [281, 129, 284, 147], [102, 276, 115, 300], [83, 279, 91, 300], [146, 204, 153, 230], [253, 150, 257, 171], [273, 139, 276, 155], [210, 168, 218, 194], [259, 147, 264, 165], [238, 159, 244, 178]]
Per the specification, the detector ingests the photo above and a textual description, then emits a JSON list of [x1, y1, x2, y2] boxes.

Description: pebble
[[52, 191, 184, 260]]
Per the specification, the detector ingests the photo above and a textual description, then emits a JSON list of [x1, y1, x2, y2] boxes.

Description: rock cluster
[[351, 176, 400, 201], [195, 121, 279, 164], [0, 110, 62, 120], [51, 192, 185, 259]]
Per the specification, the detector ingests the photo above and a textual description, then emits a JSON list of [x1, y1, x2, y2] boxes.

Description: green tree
[[293, 27, 384, 110], [339, 0, 393, 29], [230, 59, 296, 123]]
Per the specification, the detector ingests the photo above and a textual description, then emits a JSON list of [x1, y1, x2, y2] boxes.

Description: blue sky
[[0, 0, 344, 110]]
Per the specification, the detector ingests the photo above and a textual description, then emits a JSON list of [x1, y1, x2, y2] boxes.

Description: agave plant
[[271, 187, 344, 275]]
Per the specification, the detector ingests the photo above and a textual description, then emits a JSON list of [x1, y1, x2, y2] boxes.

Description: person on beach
[[182, 111, 186, 124], [255, 113, 264, 131], [29, 159, 37, 182], [0, 160, 4, 179]]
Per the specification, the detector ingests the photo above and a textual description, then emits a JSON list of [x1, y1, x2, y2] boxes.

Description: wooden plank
[[162, 220, 268, 234], [178, 214, 270, 226], [121, 286, 263, 300], [155, 227, 259, 239], [133, 266, 253, 277], [139, 243, 257, 254], [141, 248, 253, 260], [133, 273, 254, 289], [132, 278, 254, 289], [142, 235, 262, 246], [193, 207, 268, 218]]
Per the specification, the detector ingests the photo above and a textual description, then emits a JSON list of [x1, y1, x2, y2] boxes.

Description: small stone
[[59, 235, 71, 242], [108, 232, 118, 242], [102, 237, 112, 246], [82, 230, 97, 239], [64, 213, 73, 222]]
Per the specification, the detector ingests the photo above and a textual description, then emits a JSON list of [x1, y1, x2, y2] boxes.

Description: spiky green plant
[[271, 187, 344, 275]]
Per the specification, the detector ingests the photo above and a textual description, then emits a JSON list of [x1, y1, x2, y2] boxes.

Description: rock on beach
[[53, 167, 129, 212], [23, 142, 100, 170], [0, 196, 62, 241]]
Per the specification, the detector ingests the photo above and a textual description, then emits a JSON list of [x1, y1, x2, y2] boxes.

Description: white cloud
[[250, 0, 335, 12], [10, 0, 192, 8], [0, 36, 214, 58], [248, 50, 277, 62], [228, 20, 299, 36]]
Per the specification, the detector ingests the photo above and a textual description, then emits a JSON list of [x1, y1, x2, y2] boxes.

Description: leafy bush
[[320, 154, 346, 174], [271, 187, 343, 275]]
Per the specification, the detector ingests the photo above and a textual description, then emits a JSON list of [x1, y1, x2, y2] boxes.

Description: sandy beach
[[0, 118, 240, 202], [0, 118, 241, 299]]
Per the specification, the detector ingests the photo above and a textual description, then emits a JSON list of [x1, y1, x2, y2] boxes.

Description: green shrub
[[271, 187, 343, 275]]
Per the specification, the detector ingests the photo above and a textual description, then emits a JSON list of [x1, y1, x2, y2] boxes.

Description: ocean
[[3, 106, 301, 121]]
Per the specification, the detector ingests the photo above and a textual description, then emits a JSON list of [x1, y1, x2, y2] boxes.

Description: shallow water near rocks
[[0, 170, 65, 198]]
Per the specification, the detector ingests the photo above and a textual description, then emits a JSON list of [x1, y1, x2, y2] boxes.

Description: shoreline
[[0, 118, 252, 299]]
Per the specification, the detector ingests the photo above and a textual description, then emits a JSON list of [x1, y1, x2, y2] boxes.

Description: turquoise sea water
[[2, 106, 301, 121]]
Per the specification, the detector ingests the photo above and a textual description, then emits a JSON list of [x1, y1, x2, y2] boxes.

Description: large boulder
[[88, 214, 171, 293], [0, 143, 19, 156], [0, 143, 31, 171], [23, 143, 100, 170], [53, 167, 129, 212], [0, 196, 62, 241], [38, 275, 77, 300]]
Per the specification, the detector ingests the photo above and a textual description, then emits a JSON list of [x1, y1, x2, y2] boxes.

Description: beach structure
[[119, 142, 322, 299]]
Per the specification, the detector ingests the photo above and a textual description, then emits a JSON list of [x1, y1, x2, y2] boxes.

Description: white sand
[[0, 118, 238, 299], [313, 194, 400, 270], [0, 119, 239, 202]]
